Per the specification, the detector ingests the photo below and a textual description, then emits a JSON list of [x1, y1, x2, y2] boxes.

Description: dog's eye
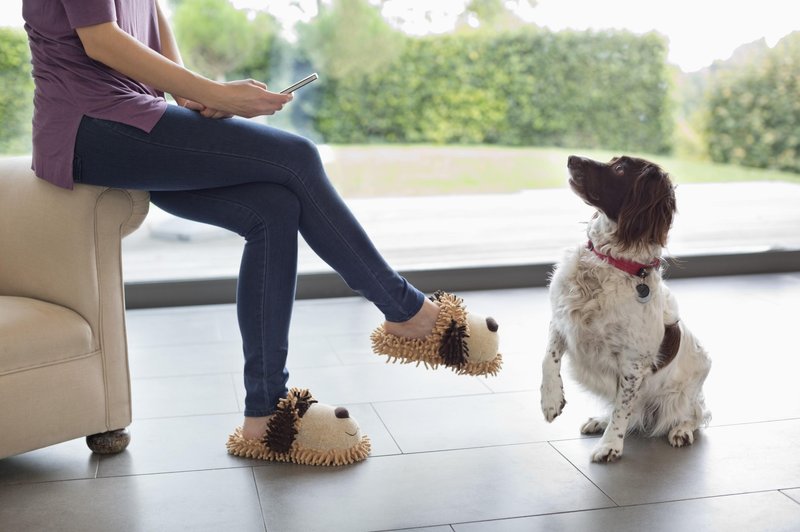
[[613, 164, 624, 176]]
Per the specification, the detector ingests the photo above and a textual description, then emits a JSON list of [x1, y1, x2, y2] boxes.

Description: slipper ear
[[292, 388, 318, 418], [439, 319, 469, 367], [264, 401, 298, 454], [429, 290, 446, 303]]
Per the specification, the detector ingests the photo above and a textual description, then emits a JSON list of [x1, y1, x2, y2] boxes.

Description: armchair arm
[[0, 156, 149, 429], [0, 157, 148, 319]]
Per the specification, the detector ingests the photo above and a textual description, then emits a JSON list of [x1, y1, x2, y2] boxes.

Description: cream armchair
[[0, 157, 148, 459]]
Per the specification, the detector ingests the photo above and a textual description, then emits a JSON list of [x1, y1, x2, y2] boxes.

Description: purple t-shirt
[[23, 0, 169, 189]]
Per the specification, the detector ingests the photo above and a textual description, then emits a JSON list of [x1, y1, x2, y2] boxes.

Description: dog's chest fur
[[549, 246, 665, 398]]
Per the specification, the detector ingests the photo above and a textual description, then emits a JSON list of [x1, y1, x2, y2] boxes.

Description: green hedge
[[704, 33, 800, 172], [312, 28, 673, 153], [0, 28, 33, 153]]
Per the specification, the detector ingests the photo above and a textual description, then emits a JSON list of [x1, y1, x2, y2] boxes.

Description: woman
[[22, 0, 500, 465]]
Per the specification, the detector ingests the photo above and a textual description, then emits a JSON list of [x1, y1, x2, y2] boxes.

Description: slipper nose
[[334, 407, 350, 419], [486, 316, 499, 332]]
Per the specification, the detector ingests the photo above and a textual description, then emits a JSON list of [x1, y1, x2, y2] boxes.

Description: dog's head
[[567, 155, 676, 250]]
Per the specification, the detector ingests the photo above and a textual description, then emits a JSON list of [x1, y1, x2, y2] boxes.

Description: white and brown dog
[[540, 155, 711, 463]]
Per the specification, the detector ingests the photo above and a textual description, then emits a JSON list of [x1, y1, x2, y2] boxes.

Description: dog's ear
[[616, 165, 676, 250], [439, 319, 469, 368]]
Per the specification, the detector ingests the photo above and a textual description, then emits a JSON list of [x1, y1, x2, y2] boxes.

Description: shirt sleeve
[[61, 0, 117, 29]]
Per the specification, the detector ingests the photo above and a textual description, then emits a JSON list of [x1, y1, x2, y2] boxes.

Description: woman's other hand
[[210, 79, 293, 119], [174, 96, 233, 119]]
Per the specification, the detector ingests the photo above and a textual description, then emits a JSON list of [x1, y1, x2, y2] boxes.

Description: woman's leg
[[74, 106, 428, 324], [147, 184, 300, 422]]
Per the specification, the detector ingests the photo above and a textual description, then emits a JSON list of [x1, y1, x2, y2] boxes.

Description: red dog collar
[[587, 240, 661, 278]]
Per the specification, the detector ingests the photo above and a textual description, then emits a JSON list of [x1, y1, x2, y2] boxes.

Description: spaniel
[[540, 155, 711, 463]]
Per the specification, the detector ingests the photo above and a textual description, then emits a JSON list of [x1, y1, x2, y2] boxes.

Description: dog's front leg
[[540, 323, 567, 422], [590, 360, 648, 463]]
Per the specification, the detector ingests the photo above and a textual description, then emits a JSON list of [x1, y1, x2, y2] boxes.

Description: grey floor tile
[[131, 373, 239, 419], [551, 419, 800, 506], [254, 443, 614, 532], [783, 488, 800, 505], [288, 361, 491, 405], [341, 403, 402, 457], [381, 526, 453, 532], [97, 413, 264, 477], [128, 341, 243, 379], [0, 438, 98, 486], [0, 468, 265, 532], [373, 390, 605, 453], [452, 491, 800, 532], [126, 305, 233, 347]]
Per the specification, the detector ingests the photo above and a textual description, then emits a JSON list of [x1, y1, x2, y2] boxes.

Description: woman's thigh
[[149, 183, 301, 239], [73, 105, 319, 192]]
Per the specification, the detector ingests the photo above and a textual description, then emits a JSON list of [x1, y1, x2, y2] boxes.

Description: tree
[[172, 0, 277, 81], [456, 0, 528, 32], [295, 0, 404, 81], [704, 32, 800, 172], [0, 28, 33, 153]]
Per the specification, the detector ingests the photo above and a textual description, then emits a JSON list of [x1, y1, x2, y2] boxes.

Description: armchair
[[0, 156, 149, 459]]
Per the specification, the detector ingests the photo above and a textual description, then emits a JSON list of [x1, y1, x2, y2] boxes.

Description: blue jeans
[[73, 105, 425, 416]]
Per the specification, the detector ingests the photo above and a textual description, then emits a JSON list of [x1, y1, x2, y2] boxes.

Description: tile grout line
[[250, 467, 269, 532], [368, 402, 405, 454], [547, 440, 620, 507]]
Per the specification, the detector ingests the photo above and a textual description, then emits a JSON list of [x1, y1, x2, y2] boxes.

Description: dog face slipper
[[226, 388, 371, 466], [371, 291, 502, 377]]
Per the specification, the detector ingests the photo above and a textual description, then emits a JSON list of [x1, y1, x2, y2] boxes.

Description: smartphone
[[280, 73, 319, 94]]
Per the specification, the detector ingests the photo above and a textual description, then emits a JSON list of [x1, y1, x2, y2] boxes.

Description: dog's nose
[[568, 155, 580, 168], [486, 316, 499, 332], [334, 407, 350, 419]]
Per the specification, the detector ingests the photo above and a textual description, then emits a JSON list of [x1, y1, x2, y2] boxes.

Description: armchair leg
[[86, 428, 131, 454]]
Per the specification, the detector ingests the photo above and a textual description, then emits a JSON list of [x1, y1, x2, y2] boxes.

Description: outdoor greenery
[[1, 0, 798, 177], [324, 145, 800, 197], [0, 27, 32, 154], [702, 32, 800, 173], [311, 28, 672, 154]]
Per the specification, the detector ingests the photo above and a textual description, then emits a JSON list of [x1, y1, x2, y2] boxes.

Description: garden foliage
[[311, 29, 674, 154], [704, 32, 800, 172]]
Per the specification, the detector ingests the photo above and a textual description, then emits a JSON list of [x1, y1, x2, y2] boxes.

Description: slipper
[[226, 388, 371, 466], [371, 291, 502, 377]]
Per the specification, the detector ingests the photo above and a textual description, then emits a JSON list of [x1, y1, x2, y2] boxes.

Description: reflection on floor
[[2, 274, 800, 531]]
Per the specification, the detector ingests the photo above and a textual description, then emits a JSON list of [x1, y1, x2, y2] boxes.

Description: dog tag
[[636, 283, 651, 303]]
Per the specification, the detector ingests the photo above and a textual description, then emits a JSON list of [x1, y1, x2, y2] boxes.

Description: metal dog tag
[[636, 283, 651, 303]]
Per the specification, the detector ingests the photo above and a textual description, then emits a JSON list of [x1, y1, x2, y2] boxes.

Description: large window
[[3, 1, 799, 303]]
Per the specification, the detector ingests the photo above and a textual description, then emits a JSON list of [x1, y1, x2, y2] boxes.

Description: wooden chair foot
[[86, 428, 131, 454]]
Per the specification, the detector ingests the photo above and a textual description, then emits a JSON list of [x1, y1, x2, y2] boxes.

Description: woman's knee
[[282, 134, 323, 171]]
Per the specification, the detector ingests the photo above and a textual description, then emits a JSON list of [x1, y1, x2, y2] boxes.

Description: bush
[[310, 28, 673, 154], [704, 32, 800, 172], [0, 28, 33, 154]]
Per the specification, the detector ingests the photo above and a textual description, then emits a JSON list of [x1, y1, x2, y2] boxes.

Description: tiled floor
[[2, 274, 800, 531]]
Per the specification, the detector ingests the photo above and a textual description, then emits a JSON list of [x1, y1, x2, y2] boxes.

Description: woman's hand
[[174, 96, 233, 119], [207, 79, 293, 119]]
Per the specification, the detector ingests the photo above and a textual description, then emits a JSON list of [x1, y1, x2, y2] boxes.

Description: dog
[[540, 155, 711, 463]]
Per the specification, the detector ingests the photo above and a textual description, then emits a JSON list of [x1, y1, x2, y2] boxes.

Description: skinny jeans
[[73, 105, 425, 416]]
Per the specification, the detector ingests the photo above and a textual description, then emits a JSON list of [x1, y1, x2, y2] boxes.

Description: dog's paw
[[580, 417, 608, 435], [540, 379, 566, 422], [668, 426, 695, 447], [590, 442, 623, 463]]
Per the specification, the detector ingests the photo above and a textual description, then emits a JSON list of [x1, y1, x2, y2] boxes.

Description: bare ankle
[[242, 415, 273, 440], [384, 299, 440, 339]]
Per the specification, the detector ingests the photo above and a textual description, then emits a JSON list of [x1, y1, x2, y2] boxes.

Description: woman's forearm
[[75, 16, 291, 118], [76, 21, 220, 107]]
